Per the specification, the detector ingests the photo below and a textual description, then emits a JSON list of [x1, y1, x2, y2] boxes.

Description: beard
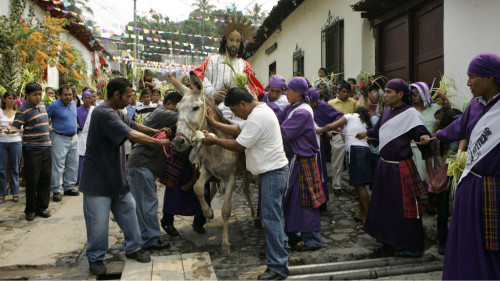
[[227, 46, 239, 57]]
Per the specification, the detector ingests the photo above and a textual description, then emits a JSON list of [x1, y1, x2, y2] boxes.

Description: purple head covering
[[307, 88, 320, 102], [82, 91, 92, 98], [266, 74, 286, 91], [467, 52, 500, 84], [287, 77, 310, 96], [410, 82, 433, 108], [386, 78, 415, 105]]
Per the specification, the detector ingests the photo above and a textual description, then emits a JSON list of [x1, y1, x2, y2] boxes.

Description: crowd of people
[[0, 18, 499, 280]]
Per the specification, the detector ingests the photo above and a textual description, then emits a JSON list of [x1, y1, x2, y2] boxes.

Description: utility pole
[[133, 0, 137, 61]]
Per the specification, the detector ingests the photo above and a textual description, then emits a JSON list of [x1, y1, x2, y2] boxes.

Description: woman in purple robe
[[357, 79, 434, 257], [308, 88, 344, 208], [277, 77, 326, 252], [428, 53, 500, 280]]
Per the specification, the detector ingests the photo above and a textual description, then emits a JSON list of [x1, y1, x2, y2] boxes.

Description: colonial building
[[247, 0, 500, 105]]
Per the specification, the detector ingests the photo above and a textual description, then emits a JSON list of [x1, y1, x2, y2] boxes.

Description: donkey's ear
[[189, 71, 203, 94], [168, 75, 190, 96]]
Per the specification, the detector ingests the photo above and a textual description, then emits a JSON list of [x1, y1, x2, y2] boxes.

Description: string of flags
[[112, 57, 197, 75]]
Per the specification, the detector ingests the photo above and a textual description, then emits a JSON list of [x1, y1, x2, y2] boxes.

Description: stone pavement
[[0, 170, 444, 280]]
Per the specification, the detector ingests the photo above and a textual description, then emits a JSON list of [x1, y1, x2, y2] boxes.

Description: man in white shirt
[[202, 87, 289, 280]]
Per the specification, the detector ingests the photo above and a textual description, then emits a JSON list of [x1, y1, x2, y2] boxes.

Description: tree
[[246, 3, 265, 25]]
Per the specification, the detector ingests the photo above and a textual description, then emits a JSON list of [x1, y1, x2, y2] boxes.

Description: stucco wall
[[247, 0, 375, 86], [444, 0, 500, 105]]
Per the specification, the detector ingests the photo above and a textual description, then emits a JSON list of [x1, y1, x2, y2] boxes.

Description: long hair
[[2, 91, 17, 110], [438, 108, 462, 157], [219, 34, 246, 60], [355, 106, 373, 129]]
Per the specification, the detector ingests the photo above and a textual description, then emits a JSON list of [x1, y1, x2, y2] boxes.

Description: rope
[[153, 131, 173, 157]]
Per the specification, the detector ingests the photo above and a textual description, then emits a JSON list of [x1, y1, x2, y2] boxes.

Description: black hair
[[2, 91, 17, 109], [151, 88, 161, 95], [347, 78, 357, 85], [45, 87, 55, 93], [140, 89, 151, 98], [82, 86, 90, 93], [88, 89, 96, 94], [163, 91, 183, 105], [73, 92, 81, 107], [224, 87, 254, 107], [58, 85, 72, 96], [144, 69, 152, 75], [219, 33, 246, 60], [25, 82, 42, 95], [438, 108, 462, 156], [355, 106, 373, 129], [106, 77, 133, 100], [318, 68, 327, 74], [434, 107, 448, 118], [337, 81, 352, 92]]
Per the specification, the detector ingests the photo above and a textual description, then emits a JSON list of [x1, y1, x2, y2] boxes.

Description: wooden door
[[379, 14, 410, 80]]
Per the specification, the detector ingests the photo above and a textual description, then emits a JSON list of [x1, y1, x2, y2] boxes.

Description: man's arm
[[126, 129, 171, 146], [206, 107, 241, 136], [134, 122, 172, 136], [202, 134, 246, 152]]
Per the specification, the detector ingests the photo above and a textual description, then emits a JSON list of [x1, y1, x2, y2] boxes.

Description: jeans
[[23, 147, 51, 214], [330, 134, 345, 191], [0, 141, 22, 196], [50, 133, 78, 193], [83, 192, 142, 262], [260, 165, 290, 277], [128, 167, 161, 248]]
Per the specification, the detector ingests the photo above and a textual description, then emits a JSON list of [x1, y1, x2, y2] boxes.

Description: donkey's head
[[171, 71, 206, 152]]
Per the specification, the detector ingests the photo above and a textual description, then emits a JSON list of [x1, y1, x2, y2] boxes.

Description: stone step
[[120, 252, 217, 281]]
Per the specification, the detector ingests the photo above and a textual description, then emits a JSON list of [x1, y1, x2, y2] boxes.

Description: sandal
[[356, 224, 364, 230], [13, 195, 19, 202], [0, 196, 5, 204]]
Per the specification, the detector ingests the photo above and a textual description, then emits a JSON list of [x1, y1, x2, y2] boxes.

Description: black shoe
[[35, 210, 51, 218], [192, 224, 206, 234], [144, 240, 170, 251], [25, 212, 35, 221], [298, 245, 321, 252], [257, 268, 285, 280], [64, 188, 80, 196], [258, 250, 267, 259], [162, 224, 180, 236], [126, 249, 151, 263], [333, 189, 342, 196], [53, 193, 62, 202], [89, 260, 107, 276]]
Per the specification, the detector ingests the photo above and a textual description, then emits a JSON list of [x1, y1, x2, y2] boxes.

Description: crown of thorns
[[219, 16, 256, 43]]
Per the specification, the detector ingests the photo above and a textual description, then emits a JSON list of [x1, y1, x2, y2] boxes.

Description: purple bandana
[[266, 74, 286, 91], [82, 91, 92, 98], [287, 77, 311, 96], [386, 78, 415, 105], [307, 88, 320, 101], [467, 52, 500, 84]]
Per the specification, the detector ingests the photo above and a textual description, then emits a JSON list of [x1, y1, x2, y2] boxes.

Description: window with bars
[[293, 44, 304, 77], [321, 11, 344, 80], [269, 61, 276, 78]]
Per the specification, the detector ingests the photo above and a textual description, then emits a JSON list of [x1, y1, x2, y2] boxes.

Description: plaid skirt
[[297, 155, 326, 208], [483, 176, 500, 251], [399, 159, 427, 219]]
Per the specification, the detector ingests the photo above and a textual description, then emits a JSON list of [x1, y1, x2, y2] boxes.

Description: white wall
[[247, 0, 375, 86], [444, 0, 500, 105], [0, 0, 10, 17]]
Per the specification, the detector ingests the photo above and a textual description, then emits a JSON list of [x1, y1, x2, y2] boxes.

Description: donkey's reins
[[152, 131, 173, 157]]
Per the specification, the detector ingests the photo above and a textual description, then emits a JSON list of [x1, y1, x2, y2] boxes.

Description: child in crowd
[[317, 107, 373, 229], [151, 89, 162, 106]]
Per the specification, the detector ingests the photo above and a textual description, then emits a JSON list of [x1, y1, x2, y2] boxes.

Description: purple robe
[[77, 106, 90, 178], [438, 95, 500, 280], [312, 101, 344, 200], [364, 104, 432, 250], [280, 101, 321, 232], [162, 163, 210, 216], [76, 106, 90, 132]]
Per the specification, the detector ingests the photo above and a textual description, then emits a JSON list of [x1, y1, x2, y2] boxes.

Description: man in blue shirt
[[46, 85, 79, 202]]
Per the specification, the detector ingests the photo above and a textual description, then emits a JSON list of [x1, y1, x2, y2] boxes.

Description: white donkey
[[170, 71, 258, 255]]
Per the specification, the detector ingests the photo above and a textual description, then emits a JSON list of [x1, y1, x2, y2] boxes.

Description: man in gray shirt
[[127, 92, 182, 250]]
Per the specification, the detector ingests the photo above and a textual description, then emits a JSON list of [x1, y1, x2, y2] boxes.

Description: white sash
[[78, 106, 94, 156], [459, 99, 500, 183], [287, 103, 321, 148], [379, 107, 424, 151]]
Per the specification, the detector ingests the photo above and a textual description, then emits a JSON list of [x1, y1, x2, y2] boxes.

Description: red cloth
[[194, 56, 265, 100]]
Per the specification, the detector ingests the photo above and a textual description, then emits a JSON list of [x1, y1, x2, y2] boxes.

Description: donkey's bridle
[[175, 95, 207, 143]]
